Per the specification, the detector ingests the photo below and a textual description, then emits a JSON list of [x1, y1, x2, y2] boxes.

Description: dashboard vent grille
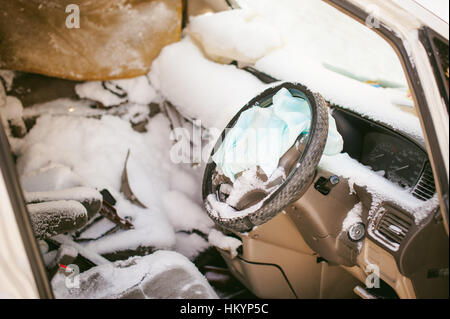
[[376, 211, 413, 248], [412, 163, 436, 201]]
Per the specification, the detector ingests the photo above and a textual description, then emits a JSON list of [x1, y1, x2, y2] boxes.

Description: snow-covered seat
[[51, 250, 218, 299]]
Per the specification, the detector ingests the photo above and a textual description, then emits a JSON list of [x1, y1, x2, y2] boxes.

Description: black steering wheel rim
[[202, 82, 329, 233]]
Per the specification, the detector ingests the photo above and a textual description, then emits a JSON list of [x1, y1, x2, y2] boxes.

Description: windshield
[[226, 0, 423, 141]]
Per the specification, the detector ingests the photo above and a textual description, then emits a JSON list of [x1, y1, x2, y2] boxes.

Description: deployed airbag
[[212, 88, 343, 181]]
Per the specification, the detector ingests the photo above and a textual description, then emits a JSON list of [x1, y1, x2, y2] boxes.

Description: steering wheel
[[202, 82, 329, 233]]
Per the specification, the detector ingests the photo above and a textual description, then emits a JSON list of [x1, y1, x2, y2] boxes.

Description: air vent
[[412, 162, 436, 201], [375, 210, 414, 250]]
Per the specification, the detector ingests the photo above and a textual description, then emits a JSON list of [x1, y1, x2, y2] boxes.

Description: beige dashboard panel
[[0, 0, 182, 81], [246, 212, 315, 255], [220, 213, 360, 299], [357, 239, 416, 299], [219, 250, 297, 299]]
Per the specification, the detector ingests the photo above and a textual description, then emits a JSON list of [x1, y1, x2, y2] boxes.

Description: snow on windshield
[[189, 0, 423, 142], [237, 0, 408, 87]]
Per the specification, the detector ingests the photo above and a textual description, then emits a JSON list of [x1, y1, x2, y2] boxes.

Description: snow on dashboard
[[320, 153, 439, 225]]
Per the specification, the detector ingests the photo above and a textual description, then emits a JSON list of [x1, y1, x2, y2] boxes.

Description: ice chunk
[[212, 88, 343, 181], [51, 251, 218, 299]]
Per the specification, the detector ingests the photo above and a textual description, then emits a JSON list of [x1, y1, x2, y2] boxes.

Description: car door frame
[[326, 0, 449, 233], [0, 119, 53, 299]]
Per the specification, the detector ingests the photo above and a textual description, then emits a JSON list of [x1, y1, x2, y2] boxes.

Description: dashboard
[[289, 106, 447, 298], [331, 107, 435, 201], [360, 132, 426, 189]]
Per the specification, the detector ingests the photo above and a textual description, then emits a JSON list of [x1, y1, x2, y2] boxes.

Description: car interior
[[0, 0, 448, 299]]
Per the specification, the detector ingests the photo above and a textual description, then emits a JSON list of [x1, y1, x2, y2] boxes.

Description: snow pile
[[208, 229, 242, 258], [15, 109, 213, 256], [52, 250, 218, 299], [149, 37, 268, 130], [187, 9, 283, 64]]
